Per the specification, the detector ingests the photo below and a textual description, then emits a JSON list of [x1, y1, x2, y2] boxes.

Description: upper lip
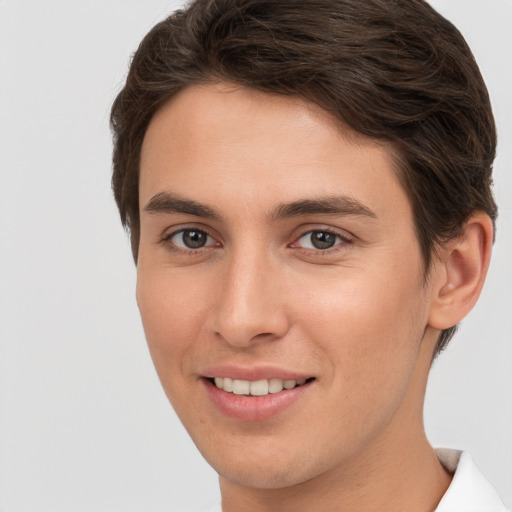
[[201, 365, 314, 381]]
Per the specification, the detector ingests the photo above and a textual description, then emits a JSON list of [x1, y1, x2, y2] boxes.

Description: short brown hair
[[111, 0, 497, 355]]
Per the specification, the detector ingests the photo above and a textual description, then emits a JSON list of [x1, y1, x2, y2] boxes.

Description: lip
[[201, 364, 312, 381], [200, 365, 315, 422]]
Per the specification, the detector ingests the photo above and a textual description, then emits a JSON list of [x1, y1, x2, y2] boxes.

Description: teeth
[[232, 379, 250, 395], [223, 377, 233, 392], [268, 378, 284, 394], [212, 377, 310, 396], [283, 379, 296, 389], [250, 379, 269, 396]]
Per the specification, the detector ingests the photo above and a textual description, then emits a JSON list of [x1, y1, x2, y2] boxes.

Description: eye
[[168, 229, 217, 249], [295, 230, 346, 250]]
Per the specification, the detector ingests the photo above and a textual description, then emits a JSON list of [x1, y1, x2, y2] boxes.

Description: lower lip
[[202, 379, 313, 422]]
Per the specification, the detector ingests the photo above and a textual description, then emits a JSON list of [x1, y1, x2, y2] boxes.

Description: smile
[[204, 375, 316, 421], [212, 377, 314, 396]]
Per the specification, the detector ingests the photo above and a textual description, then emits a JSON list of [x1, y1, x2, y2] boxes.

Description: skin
[[136, 83, 492, 512]]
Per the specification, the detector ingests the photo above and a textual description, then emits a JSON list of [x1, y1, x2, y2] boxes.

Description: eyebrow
[[144, 192, 221, 219], [270, 196, 377, 220], [144, 191, 377, 221]]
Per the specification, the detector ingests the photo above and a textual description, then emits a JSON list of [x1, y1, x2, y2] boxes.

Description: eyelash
[[290, 229, 352, 254], [160, 228, 218, 255], [159, 227, 352, 256]]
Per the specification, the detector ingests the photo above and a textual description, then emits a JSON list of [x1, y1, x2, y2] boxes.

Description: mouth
[[202, 372, 316, 421], [208, 376, 316, 396]]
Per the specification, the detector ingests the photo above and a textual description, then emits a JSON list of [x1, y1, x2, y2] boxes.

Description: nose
[[210, 251, 290, 348]]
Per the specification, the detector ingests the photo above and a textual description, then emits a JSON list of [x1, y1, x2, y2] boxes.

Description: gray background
[[0, 0, 510, 510]]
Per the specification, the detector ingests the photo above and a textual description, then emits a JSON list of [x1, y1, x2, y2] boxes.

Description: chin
[[197, 435, 338, 490], [216, 460, 312, 490]]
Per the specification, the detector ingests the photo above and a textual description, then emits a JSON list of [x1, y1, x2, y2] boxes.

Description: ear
[[428, 212, 494, 330]]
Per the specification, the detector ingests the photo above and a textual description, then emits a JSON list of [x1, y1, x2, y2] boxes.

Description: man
[[111, 0, 510, 510]]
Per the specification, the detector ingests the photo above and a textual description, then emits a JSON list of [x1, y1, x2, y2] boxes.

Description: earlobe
[[428, 212, 494, 330]]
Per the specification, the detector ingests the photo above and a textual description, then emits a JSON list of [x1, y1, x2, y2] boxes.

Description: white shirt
[[203, 449, 510, 512], [435, 449, 509, 511]]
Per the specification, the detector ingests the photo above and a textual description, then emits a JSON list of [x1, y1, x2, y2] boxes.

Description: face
[[137, 83, 439, 490]]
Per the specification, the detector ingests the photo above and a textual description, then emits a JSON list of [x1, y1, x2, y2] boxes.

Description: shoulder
[[435, 448, 510, 512]]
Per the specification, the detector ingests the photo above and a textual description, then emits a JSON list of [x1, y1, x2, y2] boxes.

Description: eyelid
[[173, 229, 217, 248], [289, 226, 354, 252], [159, 224, 222, 251]]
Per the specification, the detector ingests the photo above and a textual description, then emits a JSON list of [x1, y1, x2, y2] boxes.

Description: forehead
[[139, 83, 410, 223]]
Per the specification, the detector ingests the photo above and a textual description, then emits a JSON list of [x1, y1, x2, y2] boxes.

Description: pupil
[[183, 230, 206, 248], [311, 231, 336, 249]]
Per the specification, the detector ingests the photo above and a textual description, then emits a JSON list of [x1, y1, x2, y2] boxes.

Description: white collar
[[435, 448, 509, 511]]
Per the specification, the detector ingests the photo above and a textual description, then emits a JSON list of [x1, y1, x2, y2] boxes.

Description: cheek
[[136, 267, 208, 378], [296, 263, 427, 399]]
